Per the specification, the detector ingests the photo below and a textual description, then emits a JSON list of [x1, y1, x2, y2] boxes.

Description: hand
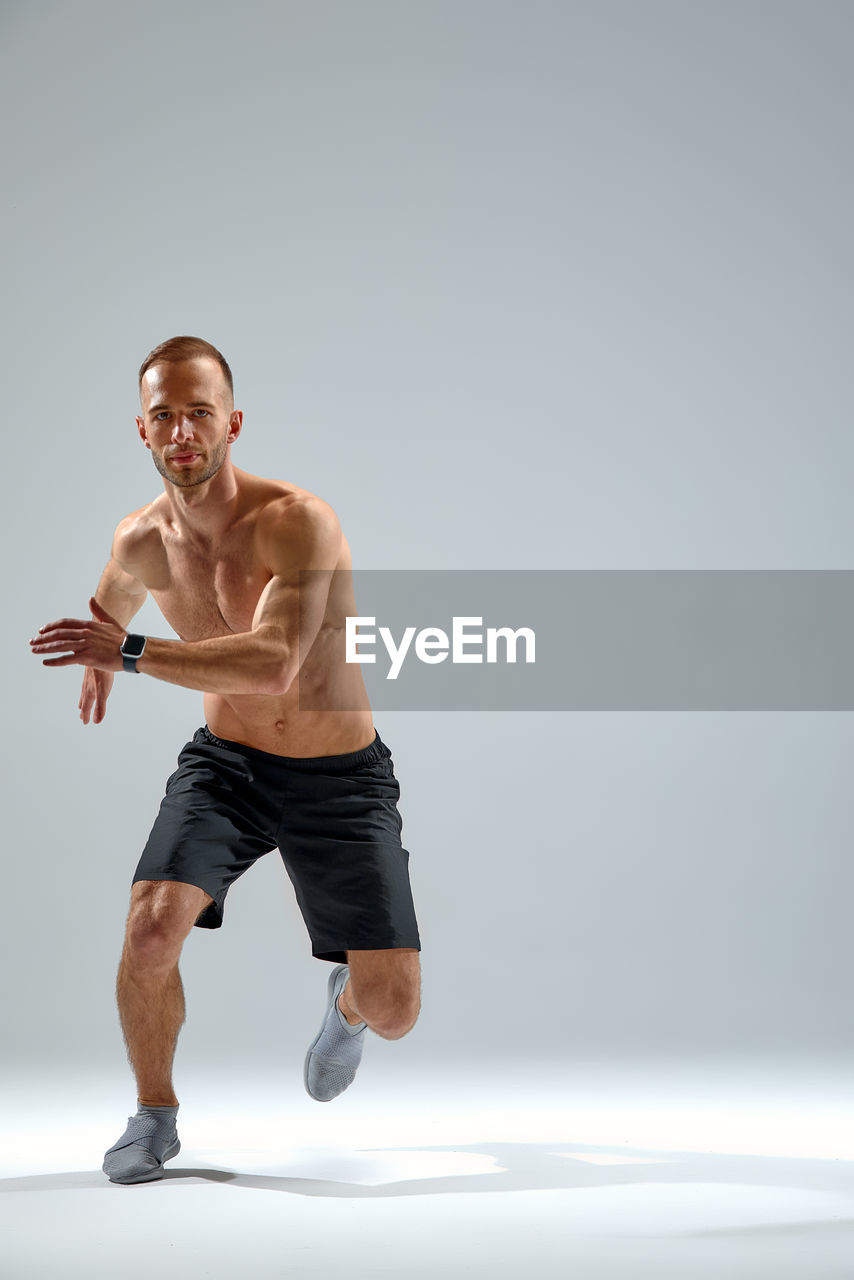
[[29, 597, 127, 672], [79, 667, 115, 724]]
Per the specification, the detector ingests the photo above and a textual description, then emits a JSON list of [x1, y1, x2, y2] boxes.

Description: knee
[[123, 883, 199, 969], [124, 911, 184, 971], [359, 985, 421, 1040], [375, 1009, 419, 1040]]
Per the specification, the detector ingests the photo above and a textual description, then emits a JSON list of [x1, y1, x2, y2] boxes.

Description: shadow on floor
[[2, 1138, 854, 1240]]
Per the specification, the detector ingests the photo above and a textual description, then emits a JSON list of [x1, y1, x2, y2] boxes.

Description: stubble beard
[[152, 434, 229, 489]]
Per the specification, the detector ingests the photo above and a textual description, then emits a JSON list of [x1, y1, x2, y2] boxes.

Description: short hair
[[138, 336, 234, 401]]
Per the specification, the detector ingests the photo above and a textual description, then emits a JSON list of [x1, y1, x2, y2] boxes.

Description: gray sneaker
[[102, 1108, 181, 1184], [304, 963, 367, 1102]]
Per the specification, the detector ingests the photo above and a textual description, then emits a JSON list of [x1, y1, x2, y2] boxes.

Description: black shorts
[[132, 725, 421, 964]]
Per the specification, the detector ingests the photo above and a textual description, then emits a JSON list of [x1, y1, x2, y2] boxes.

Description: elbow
[[251, 630, 296, 696], [262, 658, 296, 697]]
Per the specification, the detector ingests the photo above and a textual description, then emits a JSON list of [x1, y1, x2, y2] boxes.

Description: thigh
[[133, 731, 281, 930], [126, 879, 215, 941], [129, 878, 214, 920], [276, 747, 421, 963]]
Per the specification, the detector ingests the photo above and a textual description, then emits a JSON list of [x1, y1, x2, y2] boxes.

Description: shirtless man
[[29, 335, 422, 1185]]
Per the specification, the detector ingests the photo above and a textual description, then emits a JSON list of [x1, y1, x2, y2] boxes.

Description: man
[[29, 335, 422, 1185]]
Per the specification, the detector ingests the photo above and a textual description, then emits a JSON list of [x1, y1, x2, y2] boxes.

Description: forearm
[[134, 628, 293, 696]]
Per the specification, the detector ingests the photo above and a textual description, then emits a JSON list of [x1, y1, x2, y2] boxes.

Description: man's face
[[136, 357, 242, 489]]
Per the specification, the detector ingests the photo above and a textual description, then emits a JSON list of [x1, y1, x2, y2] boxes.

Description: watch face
[[122, 634, 145, 658]]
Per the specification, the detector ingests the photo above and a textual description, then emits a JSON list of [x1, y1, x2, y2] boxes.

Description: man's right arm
[[94, 535, 149, 627], [79, 520, 149, 724]]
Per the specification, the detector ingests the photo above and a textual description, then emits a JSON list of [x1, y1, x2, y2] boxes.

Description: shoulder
[[257, 489, 341, 536], [235, 470, 340, 532], [256, 493, 342, 570], [112, 499, 164, 573]]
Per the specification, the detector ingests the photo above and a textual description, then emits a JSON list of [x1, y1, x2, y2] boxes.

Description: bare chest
[[146, 530, 272, 640]]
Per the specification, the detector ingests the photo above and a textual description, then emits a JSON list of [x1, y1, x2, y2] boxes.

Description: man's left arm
[[30, 499, 342, 696]]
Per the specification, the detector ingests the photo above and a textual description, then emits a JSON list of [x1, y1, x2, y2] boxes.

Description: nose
[[171, 414, 196, 444]]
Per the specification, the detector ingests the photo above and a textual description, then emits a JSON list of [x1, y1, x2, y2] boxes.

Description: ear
[[136, 416, 150, 448], [227, 410, 243, 444]]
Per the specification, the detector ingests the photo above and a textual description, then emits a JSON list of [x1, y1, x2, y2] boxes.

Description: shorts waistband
[[198, 724, 387, 772]]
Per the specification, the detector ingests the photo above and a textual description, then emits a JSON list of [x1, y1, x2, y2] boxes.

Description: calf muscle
[[115, 880, 213, 1105], [117, 950, 185, 1107]]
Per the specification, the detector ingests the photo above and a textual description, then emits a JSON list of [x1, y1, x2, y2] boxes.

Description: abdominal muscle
[[203, 632, 376, 759]]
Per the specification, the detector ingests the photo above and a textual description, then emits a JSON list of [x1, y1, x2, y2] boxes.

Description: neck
[[162, 460, 242, 540]]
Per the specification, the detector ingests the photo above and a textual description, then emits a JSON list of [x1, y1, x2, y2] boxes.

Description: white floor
[[2, 1055, 852, 1279]]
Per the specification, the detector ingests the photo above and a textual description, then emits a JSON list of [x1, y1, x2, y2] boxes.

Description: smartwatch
[[120, 632, 147, 673]]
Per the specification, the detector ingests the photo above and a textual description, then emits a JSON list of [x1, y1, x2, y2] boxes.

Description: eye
[[194, 409, 209, 417], [155, 412, 170, 421]]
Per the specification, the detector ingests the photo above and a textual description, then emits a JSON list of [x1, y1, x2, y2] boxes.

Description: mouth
[[169, 452, 201, 464]]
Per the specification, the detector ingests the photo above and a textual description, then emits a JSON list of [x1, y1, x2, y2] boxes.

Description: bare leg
[[340, 947, 421, 1039], [117, 950, 186, 1106], [116, 880, 213, 1106], [304, 949, 421, 1102]]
